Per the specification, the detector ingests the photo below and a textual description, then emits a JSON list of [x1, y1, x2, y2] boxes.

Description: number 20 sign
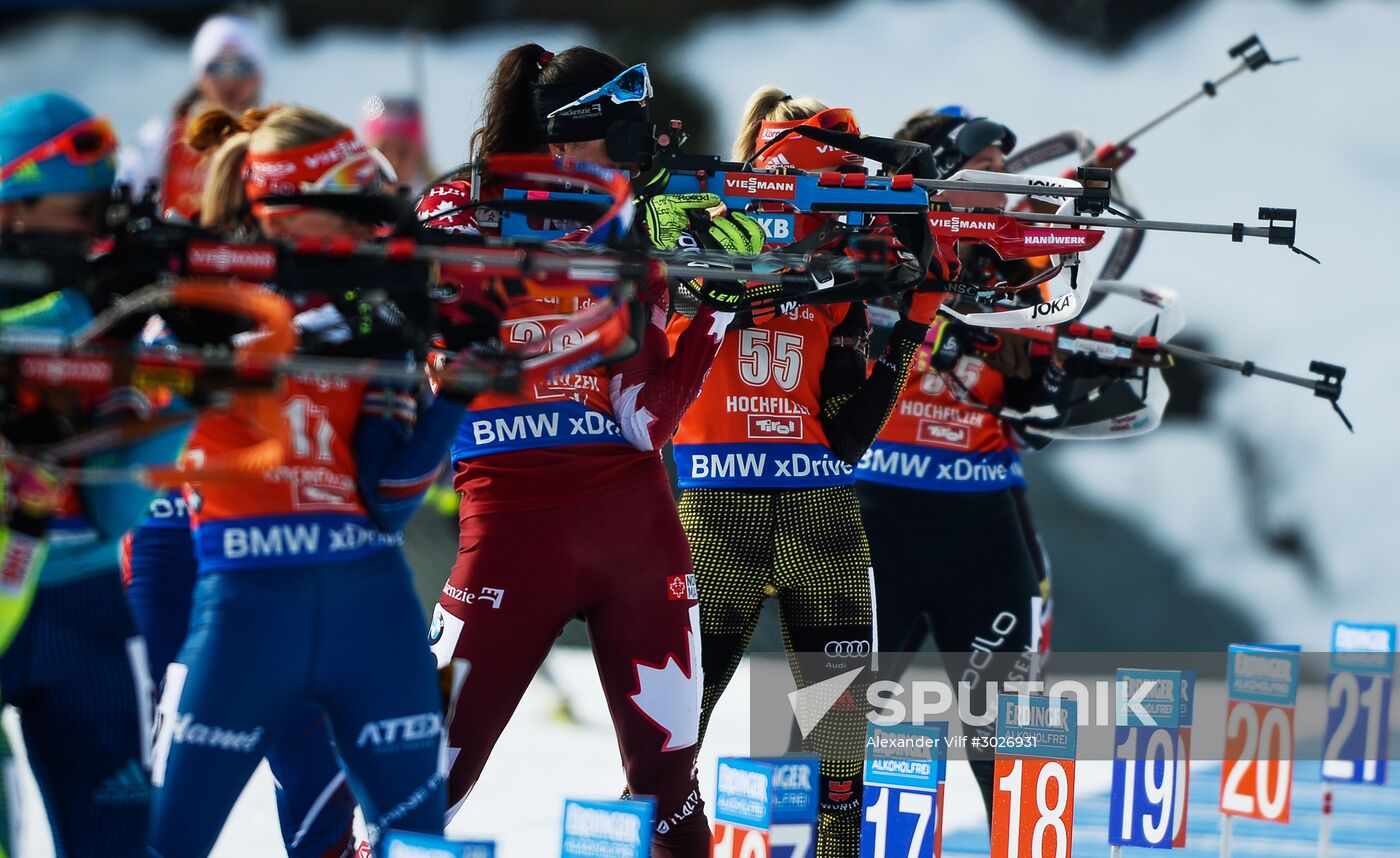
[[1219, 645, 1299, 824], [992, 695, 1078, 858], [1108, 669, 1180, 849]]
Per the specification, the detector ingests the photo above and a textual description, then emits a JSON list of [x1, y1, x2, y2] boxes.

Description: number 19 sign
[[992, 695, 1078, 858], [1219, 645, 1299, 824], [1108, 669, 1180, 849], [1322, 622, 1396, 785]]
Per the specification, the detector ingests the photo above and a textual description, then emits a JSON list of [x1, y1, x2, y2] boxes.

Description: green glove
[[642, 193, 765, 255], [708, 209, 765, 255]]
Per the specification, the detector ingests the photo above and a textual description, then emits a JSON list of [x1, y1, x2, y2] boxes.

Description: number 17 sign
[[861, 722, 946, 858], [992, 695, 1078, 858]]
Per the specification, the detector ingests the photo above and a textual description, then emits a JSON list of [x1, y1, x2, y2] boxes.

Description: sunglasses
[[0, 115, 118, 184], [809, 107, 859, 134], [254, 148, 398, 218], [944, 118, 1016, 161], [311, 148, 398, 193], [545, 63, 653, 121], [205, 56, 259, 81]]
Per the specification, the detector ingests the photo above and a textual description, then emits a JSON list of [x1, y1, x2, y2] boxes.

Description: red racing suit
[[420, 181, 729, 858]]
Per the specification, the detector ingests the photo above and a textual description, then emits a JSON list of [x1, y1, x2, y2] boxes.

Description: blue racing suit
[[1, 287, 188, 857], [147, 361, 463, 858]]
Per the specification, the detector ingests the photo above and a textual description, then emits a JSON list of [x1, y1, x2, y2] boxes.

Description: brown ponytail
[[190, 104, 346, 232], [731, 86, 830, 162], [470, 43, 548, 160], [893, 110, 961, 148], [469, 43, 627, 161]]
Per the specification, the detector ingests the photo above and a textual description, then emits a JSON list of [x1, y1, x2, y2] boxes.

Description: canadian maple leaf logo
[[629, 605, 702, 751]]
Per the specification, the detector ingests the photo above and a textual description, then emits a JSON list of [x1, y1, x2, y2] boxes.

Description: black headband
[[532, 79, 650, 144], [931, 117, 1017, 177]]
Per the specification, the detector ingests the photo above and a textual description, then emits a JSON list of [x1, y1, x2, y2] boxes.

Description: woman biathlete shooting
[[147, 105, 463, 858], [857, 108, 1061, 824], [672, 87, 943, 858], [421, 45, 760, 857]]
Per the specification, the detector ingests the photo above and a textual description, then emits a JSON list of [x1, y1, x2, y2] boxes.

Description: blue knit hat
[[0, 91, 117, 202]]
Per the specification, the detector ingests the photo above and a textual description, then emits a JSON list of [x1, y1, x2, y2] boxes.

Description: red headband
[[753, 107, 863, 171], [363, 111, 425, 148], [243, 129, 372, 204]]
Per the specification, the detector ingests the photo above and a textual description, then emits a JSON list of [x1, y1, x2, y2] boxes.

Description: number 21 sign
[[1322, 622, 1396, 785]]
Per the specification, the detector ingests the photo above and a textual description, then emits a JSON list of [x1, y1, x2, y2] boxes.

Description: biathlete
[[856, 108, 1061, 822], [420, 44, 761, 858], [146, 104, 462, 858], [121, 107, 372, 856], [0, 90, 191, 858], [672, 87, 942, 858]]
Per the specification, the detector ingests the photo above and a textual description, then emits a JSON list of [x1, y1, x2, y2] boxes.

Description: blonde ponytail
[[731, 86, 830, 162], [189, 104, 348, 232]]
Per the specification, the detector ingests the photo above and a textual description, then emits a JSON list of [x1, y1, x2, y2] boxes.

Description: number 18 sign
[[992, 695, 1078, 858], [1108, 669, 1180, 849], [1322, 622, 1396, 785]]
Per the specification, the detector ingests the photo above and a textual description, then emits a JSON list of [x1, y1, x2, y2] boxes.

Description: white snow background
[[1, 0, 1398, 854]]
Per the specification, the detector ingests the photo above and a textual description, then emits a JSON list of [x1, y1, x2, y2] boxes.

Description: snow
[[2, 0, 1398, 852]]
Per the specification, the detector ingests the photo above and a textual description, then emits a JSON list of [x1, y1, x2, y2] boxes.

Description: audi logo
[[824, 640, 871, 658]]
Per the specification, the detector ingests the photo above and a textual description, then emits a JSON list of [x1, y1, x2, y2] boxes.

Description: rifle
[[958, 282, 1351, 436], [512, 123, 1313, 326], [1007, 34, 1299, 281]]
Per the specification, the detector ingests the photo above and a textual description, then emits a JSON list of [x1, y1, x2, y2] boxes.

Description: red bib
[[670, 304, 855, 489]]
